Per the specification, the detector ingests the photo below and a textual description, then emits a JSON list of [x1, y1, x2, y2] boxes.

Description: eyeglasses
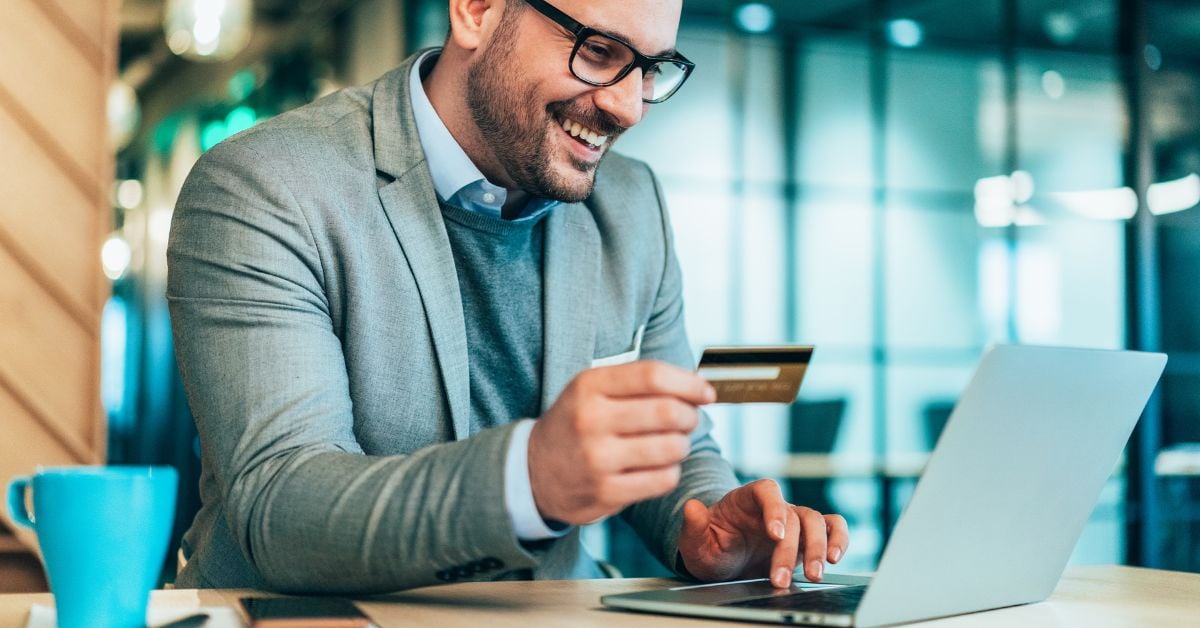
[[523, 0, 695, 104]]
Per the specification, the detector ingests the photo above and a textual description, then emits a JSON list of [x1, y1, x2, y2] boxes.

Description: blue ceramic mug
[[6, 466, 177, 628]]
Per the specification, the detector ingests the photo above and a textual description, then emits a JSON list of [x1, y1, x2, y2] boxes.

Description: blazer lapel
[[377, 176, 471, 442], [540, 202, 601, 412], [372, 52, 471, 441]]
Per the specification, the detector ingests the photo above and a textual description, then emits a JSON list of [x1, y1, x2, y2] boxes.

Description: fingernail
[[831, 547, 843, 563], [810, 560, 824, 580], [771, 521, 786, 540], [705, 385, 717, 403], [774, 567, 791, 588]]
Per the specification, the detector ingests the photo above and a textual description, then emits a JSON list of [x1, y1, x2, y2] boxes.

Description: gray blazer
[[167, 52, 739, 594]]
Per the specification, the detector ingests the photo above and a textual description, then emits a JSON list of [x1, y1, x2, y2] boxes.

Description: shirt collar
[[409, 49, 558, 221]]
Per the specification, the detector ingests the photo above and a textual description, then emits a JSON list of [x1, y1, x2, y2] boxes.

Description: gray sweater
[[438, 199, 547, 433]]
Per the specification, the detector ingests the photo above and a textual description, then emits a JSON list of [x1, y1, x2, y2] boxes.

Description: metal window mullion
[[1119, 0, 1163, 569]]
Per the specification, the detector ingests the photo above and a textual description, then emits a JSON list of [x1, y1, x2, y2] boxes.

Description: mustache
[[547, 100, 627, 137]]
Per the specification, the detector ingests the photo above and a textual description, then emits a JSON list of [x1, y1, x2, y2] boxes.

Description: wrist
[[506, 419, 569, 540], [526, 420, 555, 521]]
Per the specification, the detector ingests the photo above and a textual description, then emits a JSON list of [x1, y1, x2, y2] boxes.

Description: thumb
[[680, 498, 711, 543]]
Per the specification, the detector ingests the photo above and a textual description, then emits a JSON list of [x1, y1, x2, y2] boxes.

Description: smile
[[557, 116, 609, 149]]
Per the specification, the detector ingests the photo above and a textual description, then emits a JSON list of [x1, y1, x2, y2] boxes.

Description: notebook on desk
[[602, 345, 1166, 627]]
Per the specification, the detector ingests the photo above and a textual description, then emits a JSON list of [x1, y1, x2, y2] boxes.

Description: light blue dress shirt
[[409, 50, 567, 541]]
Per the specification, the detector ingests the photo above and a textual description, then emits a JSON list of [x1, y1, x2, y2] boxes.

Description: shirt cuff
[[505, 419, 572, 541]]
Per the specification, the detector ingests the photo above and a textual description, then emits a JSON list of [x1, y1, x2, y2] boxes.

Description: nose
[[592, 68, 647, 129]]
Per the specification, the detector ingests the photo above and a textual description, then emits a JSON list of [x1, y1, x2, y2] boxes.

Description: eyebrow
[[591, 25, 679, 58]]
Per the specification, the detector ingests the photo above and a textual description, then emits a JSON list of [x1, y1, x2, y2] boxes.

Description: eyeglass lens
[[572, 32, 689, 102]]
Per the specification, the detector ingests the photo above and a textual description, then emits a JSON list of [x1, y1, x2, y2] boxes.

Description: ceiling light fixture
[[734, 3, 775, 34], [1043, 11, 1080, 46], [886, 19, 923, 48], [1148, 174, 1200, 215], [163, 0, 254, 62]]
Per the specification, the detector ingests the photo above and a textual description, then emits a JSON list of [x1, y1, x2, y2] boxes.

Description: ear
[[447, 0, 506, 52]]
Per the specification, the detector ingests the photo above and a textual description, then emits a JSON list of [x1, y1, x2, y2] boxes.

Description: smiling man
[[167, 0, 848, 593]]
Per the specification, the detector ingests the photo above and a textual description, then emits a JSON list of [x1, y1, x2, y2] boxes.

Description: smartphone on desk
[[239, 596, 375, 628]]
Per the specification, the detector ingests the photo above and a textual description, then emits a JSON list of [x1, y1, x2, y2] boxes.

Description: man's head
[[442, 0, 686, 202]]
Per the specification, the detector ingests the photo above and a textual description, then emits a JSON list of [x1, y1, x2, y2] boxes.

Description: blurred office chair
[[921, 401, 956, 452]]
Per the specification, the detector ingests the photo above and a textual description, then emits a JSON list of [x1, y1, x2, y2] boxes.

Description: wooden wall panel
[[0, 0, 106, 184], [38, 0, 109, 58], [0, 106, 100, 311], [0, 383, 75, 587], [0, 386, 79, 482], [0, 0, 116, 564], [0, 245, 95, 449]]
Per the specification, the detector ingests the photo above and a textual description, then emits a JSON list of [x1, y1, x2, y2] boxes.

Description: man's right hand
[[527, 360, 717, 525]]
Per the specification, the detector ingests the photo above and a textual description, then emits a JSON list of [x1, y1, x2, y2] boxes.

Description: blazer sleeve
[[618, 164, 741, 575], [167, 138, 541, 593]]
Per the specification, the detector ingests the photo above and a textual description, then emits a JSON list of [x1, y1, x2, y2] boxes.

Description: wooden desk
[[1, 565, 1197, 626]]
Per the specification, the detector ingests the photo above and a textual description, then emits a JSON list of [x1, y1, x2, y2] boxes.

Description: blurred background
[[3, 0, 1200, 589]]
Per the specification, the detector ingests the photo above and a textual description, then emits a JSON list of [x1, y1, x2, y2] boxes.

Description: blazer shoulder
[[199, 84, 377, 177], [589, 152, 665, 231], [594, 152, 656, 195]]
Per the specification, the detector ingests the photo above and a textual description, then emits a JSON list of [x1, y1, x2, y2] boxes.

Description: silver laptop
[[602, 345, 1166, 627]]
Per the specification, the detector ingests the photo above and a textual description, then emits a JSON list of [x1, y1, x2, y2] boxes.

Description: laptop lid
[[854, 345, 1165, 626]]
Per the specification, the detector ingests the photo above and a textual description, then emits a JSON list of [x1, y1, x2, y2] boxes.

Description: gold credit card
[[697, 346, 814, 404]]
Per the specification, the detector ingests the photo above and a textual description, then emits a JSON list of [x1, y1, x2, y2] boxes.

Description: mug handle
[[6, 475, 34, 529]]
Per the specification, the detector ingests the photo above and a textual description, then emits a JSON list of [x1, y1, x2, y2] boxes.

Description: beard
[[464, 11, 624, 202]]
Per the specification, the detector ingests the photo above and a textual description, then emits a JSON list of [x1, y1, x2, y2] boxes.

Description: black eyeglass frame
[[523, 0, 695, 103]]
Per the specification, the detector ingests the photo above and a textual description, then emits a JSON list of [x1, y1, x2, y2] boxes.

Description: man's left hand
[[676, 479, 849, 589]]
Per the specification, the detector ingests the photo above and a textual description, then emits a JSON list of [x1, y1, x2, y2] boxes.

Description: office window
[[885, 50, 1003, 193], [797, 37, 873, 189], [882, 202, 983, 351]]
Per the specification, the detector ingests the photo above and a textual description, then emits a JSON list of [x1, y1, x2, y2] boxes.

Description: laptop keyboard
[[724, 585, 867, 613]]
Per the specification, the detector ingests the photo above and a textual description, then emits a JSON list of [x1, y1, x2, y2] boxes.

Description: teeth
[[559, 117, 608, 147]]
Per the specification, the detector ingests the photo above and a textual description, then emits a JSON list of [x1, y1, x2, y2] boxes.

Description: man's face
[[465, 0, 683, 202]]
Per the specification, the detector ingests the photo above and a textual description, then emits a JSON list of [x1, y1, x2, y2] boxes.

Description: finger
[[749, 479, 791, 542], [606, 397, 700, 435], [796, 507, 830, 582], [590, 361, 716, 405], [770, 508, 801, 588], [825, 514, 850, 563], [610, 433, 692, 471], [600, 466, 682, 506], [680, 499, 711, 547]]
